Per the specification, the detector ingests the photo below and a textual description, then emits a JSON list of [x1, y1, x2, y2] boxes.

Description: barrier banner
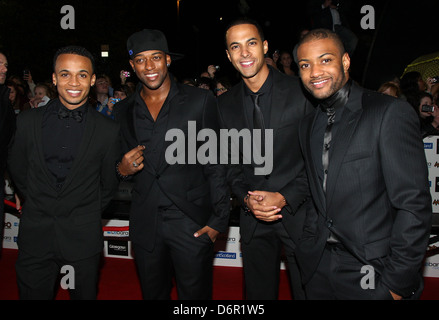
[[423, 136, 439, 277]]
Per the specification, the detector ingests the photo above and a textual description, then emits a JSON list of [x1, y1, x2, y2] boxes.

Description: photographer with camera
[[415, 91, 439, 137]]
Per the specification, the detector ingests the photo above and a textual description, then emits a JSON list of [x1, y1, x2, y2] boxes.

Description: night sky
[[0, 0, 437, 90]]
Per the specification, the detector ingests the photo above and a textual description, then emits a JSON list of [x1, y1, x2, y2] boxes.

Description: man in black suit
[[8, 46, 120, 299], [114, 29, 229, 299], [217, 18, 313, 300], [0, 51, 15, 250], [294, 28, 431, 299]]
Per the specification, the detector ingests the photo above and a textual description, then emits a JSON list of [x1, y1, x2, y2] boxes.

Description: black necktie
[[322, 107, 335, 193], [251, 93, 265, 155], [58, 108, 83, 122]]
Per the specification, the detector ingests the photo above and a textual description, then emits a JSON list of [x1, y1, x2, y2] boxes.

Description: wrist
[[116, 161, 130, 180], [277, 192, 287, 208]]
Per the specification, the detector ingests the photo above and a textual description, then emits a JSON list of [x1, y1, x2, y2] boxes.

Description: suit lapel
[[268, 71, 288, 134], [155, 83, 185, 176], [303, 111, 327, 215], [34, 105, 58, 192], [325, 83, 363, 209]]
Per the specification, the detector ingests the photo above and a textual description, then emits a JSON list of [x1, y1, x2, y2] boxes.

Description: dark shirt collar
[[135, 73, 178, 105], [244, 67, 274, 97], [58, 99, 89, 114], [319, 79, 352, 113], [48, 98, 89, 114]]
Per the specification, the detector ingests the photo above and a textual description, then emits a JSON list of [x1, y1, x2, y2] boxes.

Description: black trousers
[[133, 208, 214, 300], [241, 221, 306, 300], [305, 243, 395, 300], [15, 249, 101, 300]]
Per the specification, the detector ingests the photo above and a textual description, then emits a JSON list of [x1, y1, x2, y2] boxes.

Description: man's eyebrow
[[58, 69, 90, 73], [298, 52, 336, 63], [133, 51, 164, 58], [229, 37, 258, 47]]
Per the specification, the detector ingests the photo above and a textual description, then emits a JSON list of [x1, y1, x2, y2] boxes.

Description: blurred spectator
[[7, 80, 27, 114], [311, 0, 358, 56], [400, 71, 427, 102], [182, 78, 196, 86], [23, 82, 57, 109], [104, 84, 134, 119], [378, 81, 401, 98], [119, 69, 131, 85], [93, 74, 112, 115], [214, 76, 232, 97], [408, 91, 439, 137], [8, 74, 32, 100], [197, 76, 215, 93], [22, 69, 36, 98], [276, 50, 295, 76], [426, 76, 439, 103]]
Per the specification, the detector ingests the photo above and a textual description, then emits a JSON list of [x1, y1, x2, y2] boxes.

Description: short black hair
[[53, 45, 95, 74], [224, 17, 265, 49], [293, 28, 346, 64]]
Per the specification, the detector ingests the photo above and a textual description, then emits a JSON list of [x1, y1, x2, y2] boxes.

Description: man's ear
[[263, 40, 268, 55], [90, 74, 96, 87], [226, 49, 231, 62], [342, 52, 350, 73], [52, 73, 57, 86]]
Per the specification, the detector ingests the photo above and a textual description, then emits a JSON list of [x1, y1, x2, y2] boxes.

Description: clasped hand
[[245, 191, 285, 222]]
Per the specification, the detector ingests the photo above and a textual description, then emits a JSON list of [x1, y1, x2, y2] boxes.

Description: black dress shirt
[[133, 80, 178, 209], [243, 68, 274, 129], [42, 99, 88, 190], [310, 80, 351, 189]]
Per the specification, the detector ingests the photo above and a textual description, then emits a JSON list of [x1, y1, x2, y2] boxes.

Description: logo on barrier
[[425, 262, 439, 270], [215, 251, 236, 259], [107, 240, 129, 256], [425, 142, 433, 149]]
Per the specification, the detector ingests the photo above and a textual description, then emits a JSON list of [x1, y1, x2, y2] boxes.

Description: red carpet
[[1, 248, 438, 300], [0, 248, 292, 300]]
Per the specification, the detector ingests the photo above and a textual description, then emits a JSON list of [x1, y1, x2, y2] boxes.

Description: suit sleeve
[[379, 99, 432, 297], [279, 100, 314, 214], [7, 112, 29, 199], [100, 121, 122, 210], [202, 93, 231, 233]]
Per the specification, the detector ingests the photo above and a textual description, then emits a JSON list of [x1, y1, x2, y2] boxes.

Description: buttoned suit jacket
[[114, 80, 230, 252], [296, 82, 432, 298], [8, 99, 121, 260], [217, 69, 314, 244]]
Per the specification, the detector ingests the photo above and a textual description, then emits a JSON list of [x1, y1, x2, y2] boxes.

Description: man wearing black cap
[[114, 29, 229, 299]]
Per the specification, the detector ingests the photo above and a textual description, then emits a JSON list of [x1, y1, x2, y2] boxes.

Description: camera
[[431, 76, 439, 83], [123, 71, 130, 78], [111, 98, 121, 104], [422, 104, 435, 113]]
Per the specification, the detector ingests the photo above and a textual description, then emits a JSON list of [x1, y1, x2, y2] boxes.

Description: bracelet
[[243, 194, 251, 214], [116, 161, 130, 180]]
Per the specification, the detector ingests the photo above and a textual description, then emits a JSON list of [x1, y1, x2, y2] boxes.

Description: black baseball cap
[[126, 29, 184, 60]]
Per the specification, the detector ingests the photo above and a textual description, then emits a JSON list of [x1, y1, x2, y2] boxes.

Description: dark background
[[0, 0, 437, 90]]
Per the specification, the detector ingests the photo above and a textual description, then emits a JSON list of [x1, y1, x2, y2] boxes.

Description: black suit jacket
[[296, 83, 432, 297], [114, 80, 230, 251], [217, 69, 314, 244], [8, 99, 121, 260]]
